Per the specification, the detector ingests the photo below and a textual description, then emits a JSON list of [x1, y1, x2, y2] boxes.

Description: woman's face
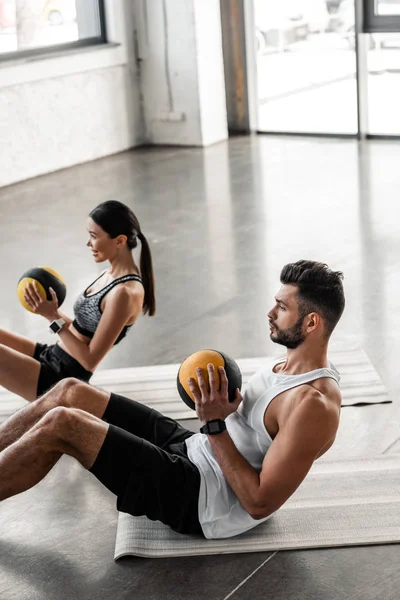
[[86, 217, 117, 262]]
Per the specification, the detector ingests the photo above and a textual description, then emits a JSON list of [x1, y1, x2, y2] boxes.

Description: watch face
[[50, 322, 60, 333], [209, 422, 220, 433], [200, 420, 226, 435]]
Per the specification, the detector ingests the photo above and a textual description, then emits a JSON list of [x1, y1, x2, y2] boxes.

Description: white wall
[[0, 0, 144, 188], [135, 0, 228, 146], [0, 0, 229, 187]]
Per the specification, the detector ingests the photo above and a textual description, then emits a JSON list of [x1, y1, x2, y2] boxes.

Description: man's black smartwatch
[[200, 419, 226, 435]]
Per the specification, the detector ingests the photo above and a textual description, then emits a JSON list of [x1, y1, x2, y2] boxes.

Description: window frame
[[0, 0, 107, 63]]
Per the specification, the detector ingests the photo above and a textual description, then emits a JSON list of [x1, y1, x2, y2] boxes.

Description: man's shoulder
[[290, 385, 341, 438], [306, 374, 342, 407]]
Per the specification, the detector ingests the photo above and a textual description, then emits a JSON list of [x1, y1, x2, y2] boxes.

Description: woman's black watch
[[200, 419, 226, 435]]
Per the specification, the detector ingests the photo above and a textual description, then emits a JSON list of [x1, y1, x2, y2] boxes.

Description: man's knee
[[36, 406, 105, 465], [26, 406, 66, 452], [39, 406, 83, 445], [46, 378, 88, 408], [39, 406, 73, 434], [52, 377, 81, 395]]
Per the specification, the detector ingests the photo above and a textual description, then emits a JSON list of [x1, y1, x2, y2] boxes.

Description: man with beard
[[0, 260, 345, 540]]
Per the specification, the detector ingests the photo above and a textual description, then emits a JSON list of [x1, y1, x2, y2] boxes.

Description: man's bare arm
[[208, 391, 339, 519]]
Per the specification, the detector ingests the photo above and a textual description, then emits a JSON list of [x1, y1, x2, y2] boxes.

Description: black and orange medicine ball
[[177, 349, 242, 410], [17, 267, 66, 313]]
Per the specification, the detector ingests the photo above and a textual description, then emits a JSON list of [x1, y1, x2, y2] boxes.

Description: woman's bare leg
[[0, 328, 36, 357], [0, 406, 108, 502], [0, 344, 41, 401]]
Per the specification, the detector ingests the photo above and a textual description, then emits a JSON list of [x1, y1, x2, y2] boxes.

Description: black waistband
[[53, 344, 93, 380]]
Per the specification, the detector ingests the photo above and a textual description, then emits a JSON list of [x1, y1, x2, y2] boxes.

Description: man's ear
[[307, 312, 321, 332]]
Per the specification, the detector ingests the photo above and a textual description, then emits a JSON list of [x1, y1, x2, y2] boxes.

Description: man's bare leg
[[0, 406, 108, 502], [0, 379, 111, 453]]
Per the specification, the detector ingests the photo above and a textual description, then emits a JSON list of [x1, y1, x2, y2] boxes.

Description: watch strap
[[49, 318, 66, 334]]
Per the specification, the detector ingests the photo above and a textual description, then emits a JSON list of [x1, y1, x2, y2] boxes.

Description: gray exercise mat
[[0, 348, 390, 421], [114, 455, 400, 559]]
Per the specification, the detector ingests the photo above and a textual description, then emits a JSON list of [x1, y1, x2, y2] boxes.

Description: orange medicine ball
[[177, 349, 242, 410]]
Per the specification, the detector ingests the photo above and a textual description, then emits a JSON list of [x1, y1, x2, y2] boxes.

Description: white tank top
[[185, 357, 341, 539]]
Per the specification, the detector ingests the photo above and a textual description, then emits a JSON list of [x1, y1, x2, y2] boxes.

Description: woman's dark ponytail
[[137, 231, 156, 316]]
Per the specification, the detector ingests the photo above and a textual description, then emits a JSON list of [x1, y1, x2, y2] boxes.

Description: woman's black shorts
[[34, 343, 92, 397], [89, 393, 203, 536]]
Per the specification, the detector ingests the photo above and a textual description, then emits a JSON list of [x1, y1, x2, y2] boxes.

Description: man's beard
[[270, 315, 306, 349]]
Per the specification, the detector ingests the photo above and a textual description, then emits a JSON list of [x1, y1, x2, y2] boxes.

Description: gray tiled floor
[[0, 136, 399, 599]]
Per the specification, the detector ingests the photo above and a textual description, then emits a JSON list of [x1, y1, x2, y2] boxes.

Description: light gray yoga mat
[[114, 455, 400, 559], [0, 348, 390, 421]]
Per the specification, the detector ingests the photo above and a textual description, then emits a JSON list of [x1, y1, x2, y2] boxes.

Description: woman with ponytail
[[0, 200, 156, 400]]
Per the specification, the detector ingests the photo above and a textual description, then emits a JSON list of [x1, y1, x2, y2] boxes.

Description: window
[[0, 0, 106, 60], [363, 0, 400, 33], [254, 0, 358, 134]]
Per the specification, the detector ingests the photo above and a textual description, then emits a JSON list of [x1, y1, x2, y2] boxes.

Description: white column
[[136, 0, 228, 146]]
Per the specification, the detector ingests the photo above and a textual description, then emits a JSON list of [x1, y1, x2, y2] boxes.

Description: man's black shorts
[[89, 393, 203, 536]]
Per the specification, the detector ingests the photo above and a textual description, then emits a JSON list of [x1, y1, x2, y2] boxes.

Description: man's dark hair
[[280, 260, 345, 338]]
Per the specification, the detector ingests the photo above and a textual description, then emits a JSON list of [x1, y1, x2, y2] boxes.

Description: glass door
[[363, 0, 400, 134], [255, 0, 358, 134]]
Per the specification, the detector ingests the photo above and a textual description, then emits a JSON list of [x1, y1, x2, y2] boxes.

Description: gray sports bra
[[72, 272, 142, 345]]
